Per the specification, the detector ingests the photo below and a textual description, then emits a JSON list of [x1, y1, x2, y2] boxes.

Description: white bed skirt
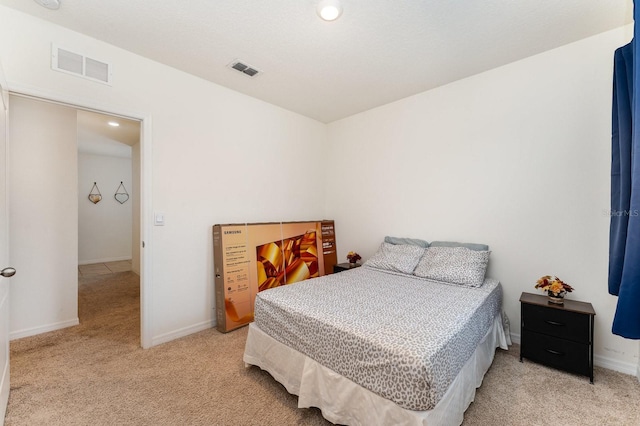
[[243, 313, 510, 426]]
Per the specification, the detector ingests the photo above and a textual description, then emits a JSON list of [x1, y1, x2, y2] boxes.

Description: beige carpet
[[5, 271, 640, 425]]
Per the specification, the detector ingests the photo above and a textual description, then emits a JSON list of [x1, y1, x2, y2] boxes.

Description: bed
[[243, 240, 510, 425]]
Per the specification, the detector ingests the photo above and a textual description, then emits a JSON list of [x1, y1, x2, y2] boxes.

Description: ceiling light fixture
[[317, 0, 343, 21], [108, 121, 120, 127], [33, 0, 61, 10]]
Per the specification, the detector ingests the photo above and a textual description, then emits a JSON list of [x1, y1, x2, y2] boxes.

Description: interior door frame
[[0, 58, 11, 425], [7, 83, 153, 349]]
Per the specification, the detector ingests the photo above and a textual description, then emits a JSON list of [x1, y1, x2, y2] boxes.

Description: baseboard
[[594, 354, 639, 376], [510, 332, 638, 376], [150, 319, 215, 347], [78, 256, 132, 265], [10, 318, 79, 341]]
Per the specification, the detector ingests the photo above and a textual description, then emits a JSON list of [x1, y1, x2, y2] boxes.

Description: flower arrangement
[[535, 275, 574, 297], [346, 251, 361, 264]]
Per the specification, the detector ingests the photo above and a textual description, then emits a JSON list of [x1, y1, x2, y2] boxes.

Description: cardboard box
[[213, 220, 337, 332]]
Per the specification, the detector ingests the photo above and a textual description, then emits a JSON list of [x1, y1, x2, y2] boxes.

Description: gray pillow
[[364, 242, 426, 274], [384, 236, 430, 248], [414, 246, 490, 287], [429, 240, 489, 252]]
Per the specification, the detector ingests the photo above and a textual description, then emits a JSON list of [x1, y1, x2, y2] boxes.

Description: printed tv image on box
[[257, 230, 319, 291]]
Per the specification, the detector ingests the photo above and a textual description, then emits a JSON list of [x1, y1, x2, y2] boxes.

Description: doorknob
[[1, 267, 16, 278]]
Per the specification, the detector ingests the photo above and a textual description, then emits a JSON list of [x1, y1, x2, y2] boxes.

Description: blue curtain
[[609, 4, 640, 339]]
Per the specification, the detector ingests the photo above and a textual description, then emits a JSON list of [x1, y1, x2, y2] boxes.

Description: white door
[[0, 60, 13, 423]]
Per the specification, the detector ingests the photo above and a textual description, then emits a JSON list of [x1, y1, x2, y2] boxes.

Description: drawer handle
[[545, 320, 565, 327], [545, 348, 564, 356]]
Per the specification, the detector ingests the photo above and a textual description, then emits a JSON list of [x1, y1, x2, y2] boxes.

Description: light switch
[[154, 212, 165, 226]]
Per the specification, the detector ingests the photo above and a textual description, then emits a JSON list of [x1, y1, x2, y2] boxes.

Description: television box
[[213, 220, 337, 332]]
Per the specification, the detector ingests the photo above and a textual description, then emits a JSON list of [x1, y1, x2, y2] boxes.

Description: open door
[[0, 59, 13, 423]]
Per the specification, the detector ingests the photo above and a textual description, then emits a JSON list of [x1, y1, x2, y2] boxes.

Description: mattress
[[253, 266, 503, 411], [244, 315, 509, 426]]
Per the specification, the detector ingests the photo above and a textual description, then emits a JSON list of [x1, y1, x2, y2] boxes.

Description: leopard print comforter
[[253, 266, 502, 411]]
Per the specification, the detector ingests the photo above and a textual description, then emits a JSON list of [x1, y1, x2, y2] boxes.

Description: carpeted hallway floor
[[5, 271, 640, 425]]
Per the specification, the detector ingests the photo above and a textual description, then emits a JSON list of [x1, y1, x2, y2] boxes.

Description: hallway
[[78, 260, 132, 277]]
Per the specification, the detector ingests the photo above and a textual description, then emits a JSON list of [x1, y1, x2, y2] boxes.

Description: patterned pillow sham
[[384, 236, 430, 248], [364, 242, 426, 274], [414, 246, 490, 287], [429, 240, 489, 251]]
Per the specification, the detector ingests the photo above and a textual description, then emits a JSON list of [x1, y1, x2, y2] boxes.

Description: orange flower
[[549, 281, 564, 295]]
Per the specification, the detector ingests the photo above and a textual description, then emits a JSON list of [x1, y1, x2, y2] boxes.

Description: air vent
[[34, 0, 60, 10], [51, 44, 112, 85], [228, 60, 261, 78]]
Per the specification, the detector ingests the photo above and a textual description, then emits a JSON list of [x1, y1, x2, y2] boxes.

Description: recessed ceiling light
[[317, 0, 342, 21], [33, 0, 61, 10], [108, 121, 120, 127]]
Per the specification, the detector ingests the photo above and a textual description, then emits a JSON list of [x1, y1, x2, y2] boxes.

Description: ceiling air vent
[[228, 60, 261, 78], [51, 44, 112, 85]]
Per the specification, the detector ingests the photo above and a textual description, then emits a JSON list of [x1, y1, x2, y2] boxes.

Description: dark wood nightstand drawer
[[521, 329, 590, 377], [522, 303, 590, 344]]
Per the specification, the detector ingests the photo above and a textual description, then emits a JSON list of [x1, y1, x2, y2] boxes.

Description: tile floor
[[78, 260, 132, 277]]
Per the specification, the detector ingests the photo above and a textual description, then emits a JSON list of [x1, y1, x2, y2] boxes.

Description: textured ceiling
[[77, 109, 140, 158], [0, 0, 633, 123], [77, 110, 140, 147]]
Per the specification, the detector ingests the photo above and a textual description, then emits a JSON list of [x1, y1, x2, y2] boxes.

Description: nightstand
[[333, 262, 361, 273], [519, 292, 595, 383]]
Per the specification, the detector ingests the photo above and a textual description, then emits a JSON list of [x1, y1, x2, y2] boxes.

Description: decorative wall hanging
[[88, 182, 102, 204], [114, 181, 129, 204]]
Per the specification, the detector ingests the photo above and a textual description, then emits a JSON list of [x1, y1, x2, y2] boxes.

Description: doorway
[[76, 110, 140, 327], [7, 93, 151, 348], [77, 110, 140, 274]]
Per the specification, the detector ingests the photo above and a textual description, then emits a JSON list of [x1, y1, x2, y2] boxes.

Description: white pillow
[[364, 242, 425, 274], [414, 246, 490, 287]]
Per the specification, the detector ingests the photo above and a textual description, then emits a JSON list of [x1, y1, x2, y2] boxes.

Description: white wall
[[0, 6, 326, 344], [8, 95, 78, 338], [325, 26, 639, 372], [77, 152, 132, 264]]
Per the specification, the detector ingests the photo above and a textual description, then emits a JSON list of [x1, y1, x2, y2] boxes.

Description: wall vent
[[228, 60, 261, 78], [51, 44, 112, 85]]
